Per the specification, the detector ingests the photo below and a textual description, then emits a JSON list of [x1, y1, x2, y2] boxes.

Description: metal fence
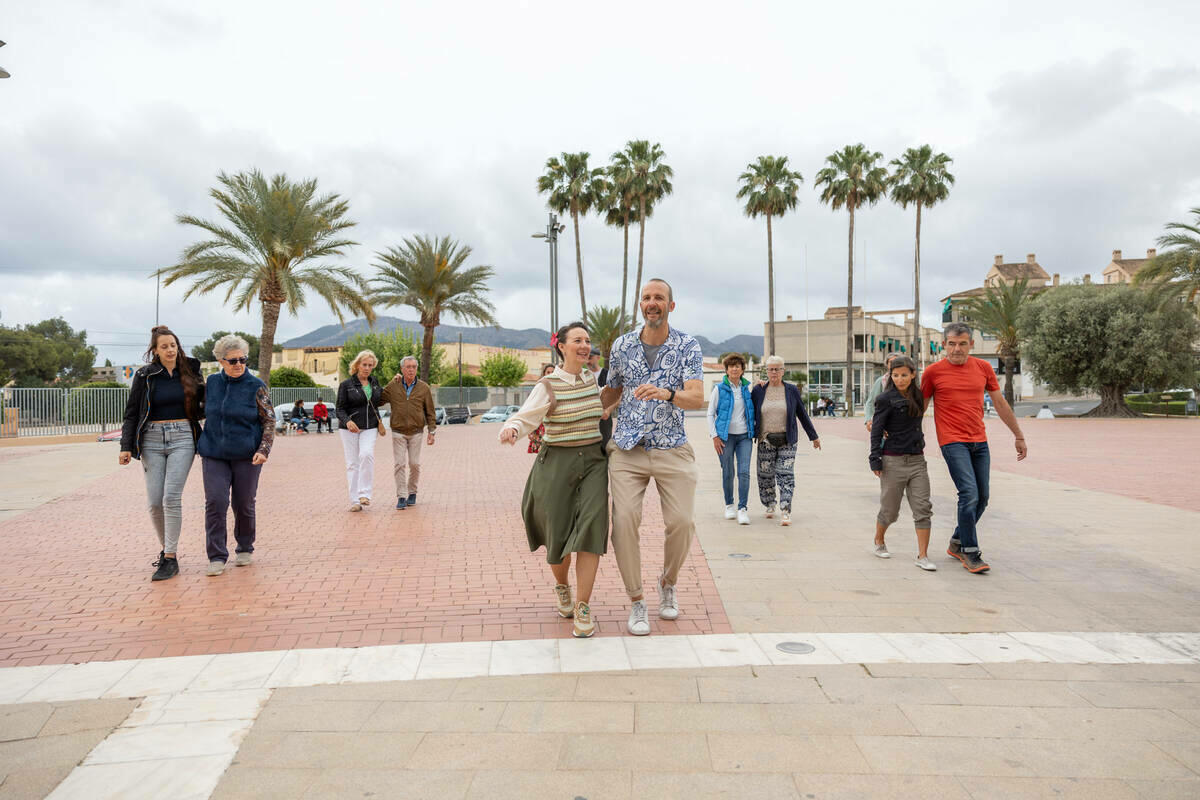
[[267, 387, 337, 407], [1, 387, 131, 438]]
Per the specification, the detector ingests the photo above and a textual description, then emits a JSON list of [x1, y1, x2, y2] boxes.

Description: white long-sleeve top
[[706, 381, 749, 439], [500, 367, 598, 441]]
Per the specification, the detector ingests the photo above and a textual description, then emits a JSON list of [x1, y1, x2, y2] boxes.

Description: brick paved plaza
[[1, 416, 1198, 798]]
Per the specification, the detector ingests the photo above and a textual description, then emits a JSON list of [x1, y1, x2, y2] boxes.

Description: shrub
[[269, 366, 318, 387]]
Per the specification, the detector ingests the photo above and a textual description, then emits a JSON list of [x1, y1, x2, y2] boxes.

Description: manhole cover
[[728, 553, 751, 559], [776, 641, 816, 654]]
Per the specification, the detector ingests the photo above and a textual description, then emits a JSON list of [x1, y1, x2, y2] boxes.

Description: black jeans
[[315, 418, 332, 433], [202, 456, 262, 562]]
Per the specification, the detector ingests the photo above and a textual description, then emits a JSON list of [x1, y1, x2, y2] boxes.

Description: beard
[[643, 311, 664, 329]]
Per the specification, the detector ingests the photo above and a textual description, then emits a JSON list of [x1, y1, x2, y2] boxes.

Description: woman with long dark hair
[[119, 326, 205, 581], [868, 355, 936, 570], [499, 322, 608, 638]]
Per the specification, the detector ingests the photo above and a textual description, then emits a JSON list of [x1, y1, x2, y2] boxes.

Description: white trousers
[[340, 429, 377, 504]]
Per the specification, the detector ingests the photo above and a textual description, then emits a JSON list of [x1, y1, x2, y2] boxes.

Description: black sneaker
[[396, 496, 408, 510], [947, 539, 965, 564], [152, 555, 179, 581], [407, 493, 417, 507], [962, 551, 990, 573]]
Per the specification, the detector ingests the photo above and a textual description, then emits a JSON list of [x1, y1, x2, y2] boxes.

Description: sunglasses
[[223, 357, 249, 365]]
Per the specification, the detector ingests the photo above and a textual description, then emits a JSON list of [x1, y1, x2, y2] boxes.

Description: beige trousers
[[391, 432, 424, 496], [877, 454, 933, 528], [607, 441, 699, 598]]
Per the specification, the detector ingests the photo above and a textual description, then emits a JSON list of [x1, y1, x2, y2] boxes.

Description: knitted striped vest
[[542, 373, 602, 446]]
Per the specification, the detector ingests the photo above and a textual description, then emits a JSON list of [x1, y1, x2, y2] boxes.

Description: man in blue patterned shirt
[[601, 279, 705, 635]]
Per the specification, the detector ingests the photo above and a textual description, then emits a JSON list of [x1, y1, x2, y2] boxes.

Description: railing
[[0, 387, 131, 438], [267, 387, 337, 407]]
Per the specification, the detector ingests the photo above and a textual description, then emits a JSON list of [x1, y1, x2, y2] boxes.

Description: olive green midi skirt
[[521, 442, 609, 564]]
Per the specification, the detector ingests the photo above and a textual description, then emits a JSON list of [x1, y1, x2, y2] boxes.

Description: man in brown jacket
[[380, 356, 437, 509]]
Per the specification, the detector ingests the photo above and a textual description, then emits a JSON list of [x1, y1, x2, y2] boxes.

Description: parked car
[[97, 429, 122, 442], [435, 407, 447, 426], [479, 405, 521, 423], [445, 406, 472, 424]]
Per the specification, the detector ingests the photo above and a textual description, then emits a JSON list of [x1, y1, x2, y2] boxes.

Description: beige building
[[271, 346, 344, 388], [440, 342, 554, 383], [767, 309, 942, 408], [1102, 248, 1157, 284]]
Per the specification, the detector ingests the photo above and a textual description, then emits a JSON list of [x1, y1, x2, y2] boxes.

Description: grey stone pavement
[[2, 418, 1199, 798]]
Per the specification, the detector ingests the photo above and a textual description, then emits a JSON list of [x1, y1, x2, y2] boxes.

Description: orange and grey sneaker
[[962, 551, 990, 573], [572, 601, 595, 638], [554, 584, 574, 618], [947, 539, 966, 564]]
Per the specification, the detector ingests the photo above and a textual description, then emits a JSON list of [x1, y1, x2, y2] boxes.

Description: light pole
[[532, 213, 565, 363], [0, 40, 10, 79]]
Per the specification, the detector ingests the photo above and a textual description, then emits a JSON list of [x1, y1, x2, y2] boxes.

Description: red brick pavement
[[0, 426, 730, 667], [821, 417, 1200, 512]]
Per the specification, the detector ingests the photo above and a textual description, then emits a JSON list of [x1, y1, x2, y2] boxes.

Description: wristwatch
[[667, 388, 676, 404]]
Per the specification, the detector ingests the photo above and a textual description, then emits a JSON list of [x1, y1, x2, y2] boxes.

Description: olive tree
[[1019, 284, 1199, 417]]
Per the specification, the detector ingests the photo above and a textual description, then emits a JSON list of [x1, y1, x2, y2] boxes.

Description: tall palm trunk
[[766, 212, 776, 356], [845, 203, 856, 416], [635, 196, 647, 321], [420, 318, 437, 384], [913, 201, 923, 364], [258, 299, 282, 388], [571, 207, 587, 322], [620, 211, 630, 332], [1002, 351, 1016, 406]]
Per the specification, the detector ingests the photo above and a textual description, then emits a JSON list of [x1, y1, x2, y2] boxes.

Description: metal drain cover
[[775, 641, 816, 655], [728, 553, 751, 559]]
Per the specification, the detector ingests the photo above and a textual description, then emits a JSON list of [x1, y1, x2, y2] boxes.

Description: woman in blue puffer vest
[[705, 354, 756, 525]]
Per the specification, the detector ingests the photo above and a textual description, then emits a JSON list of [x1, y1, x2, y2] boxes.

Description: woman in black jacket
[[336, 350, 386, 511], [868, 356, 935, 571], [750, 356, 821, 527], [119, 326, 205, 581]]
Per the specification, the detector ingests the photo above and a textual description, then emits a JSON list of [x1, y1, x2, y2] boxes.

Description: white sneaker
[[235, 552, 253, 567], [658, 577, 679, 620], [915, 556, 938, 571], [780, 510, 791, 526], [627, 600, 651, 635], [765, 503, 777, 519], [736, 508, 750, 526], [874, 543, 891, 558], [206, 560, 225, 577], [724, 504, 736, 520]]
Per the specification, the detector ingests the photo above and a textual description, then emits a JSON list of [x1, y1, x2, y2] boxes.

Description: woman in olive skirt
[[499, 321, 608, 638]]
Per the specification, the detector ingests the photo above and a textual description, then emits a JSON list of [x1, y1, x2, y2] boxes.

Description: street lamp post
[[0, 40, 11, 79], [532, 213, 565, 363]]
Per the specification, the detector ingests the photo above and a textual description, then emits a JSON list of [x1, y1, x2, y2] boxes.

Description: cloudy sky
[[2, 1, 1198, 366]]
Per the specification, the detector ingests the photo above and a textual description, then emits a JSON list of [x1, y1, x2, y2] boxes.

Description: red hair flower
[[550, 333, 559, 347]]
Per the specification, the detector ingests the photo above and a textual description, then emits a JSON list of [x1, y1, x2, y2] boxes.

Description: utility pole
[[457, 333, 463, 408], [532, 213, 565, 363]]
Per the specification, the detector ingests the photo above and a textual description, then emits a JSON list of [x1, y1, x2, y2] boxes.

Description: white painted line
[[46, 754, 234, 800], [105, 655, 216, 699], [1009, 632, 1129, 664], [187, 650, 287, 693], [343, 643, 424, 684], [817, 633, 908, 664], [265, 647, 355, 688], [490, 639, 560, 676], [558, 636, 632, 673], [21, 660, 137, 703], [0, 664, 64, 704], [881, 633, 981, 663], [751, 633, 844, 665], [944, 633, 1051, 663], [1077, 632, 1197, 664]]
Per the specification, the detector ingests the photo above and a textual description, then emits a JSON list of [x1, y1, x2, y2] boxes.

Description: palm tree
[[370, 235, 497, 383], [599, 162, 639, 331], [736, 155, 804, 357], [888, 145, 955, 361], [160, 169, 374, 386], [612, 140, 673, 319], [537, 153, 604, 322], [962, 278, 1036, 406], [814, 144, 889, 415], [1134, 206, 1200, 307], [586, 304, 630, 365]]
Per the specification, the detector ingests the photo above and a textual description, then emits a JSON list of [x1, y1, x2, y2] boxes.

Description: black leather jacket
[[336, 375, 384, 430], [868, 386, 926, 471], [119, 357, 205, 459]]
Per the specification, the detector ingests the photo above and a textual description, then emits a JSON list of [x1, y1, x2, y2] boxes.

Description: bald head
[[639, 279, 675, 329]]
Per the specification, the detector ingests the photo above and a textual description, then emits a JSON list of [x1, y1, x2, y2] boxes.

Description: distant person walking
[[923, 323, 1028, 573], [706, 353, 755, 525], [380, 356, 437, 510], [119, 325, 205, 581], [868, 356, 936, 571], [751, 356, 821, 527], [527, 363, 555, 454], [600, 279, 705, 636], [336, 350, 386, 512], [198, 335, 275, 576], [312, 399, 331, 433], [500, 322, 607, 638], [864, 352, 901, 432]]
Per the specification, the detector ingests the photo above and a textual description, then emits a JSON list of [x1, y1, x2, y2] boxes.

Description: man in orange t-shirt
[[922, 323, 1028, 573]]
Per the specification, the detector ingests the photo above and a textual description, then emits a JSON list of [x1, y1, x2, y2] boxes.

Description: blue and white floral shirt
[[607, 325, 704, 450]]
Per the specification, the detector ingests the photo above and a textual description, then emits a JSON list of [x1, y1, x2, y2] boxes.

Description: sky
[[2, 0, 1199, 366]]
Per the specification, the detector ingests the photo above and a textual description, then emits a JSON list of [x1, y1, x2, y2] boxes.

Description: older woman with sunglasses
[[197, 335, 274, 576]]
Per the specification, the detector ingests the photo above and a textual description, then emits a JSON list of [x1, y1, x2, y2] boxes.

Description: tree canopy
[[338, 327, 451, 384], [192, 330, 261, 364], [0, 317, 97, 387], [1019, 283, 1199, 416], [479, 350, 529, 387], [268, 366, 319, 387]]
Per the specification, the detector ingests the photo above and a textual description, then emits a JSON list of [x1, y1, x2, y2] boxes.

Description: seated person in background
[[289, 399, 310, 432], [313, 399, 331, 433]]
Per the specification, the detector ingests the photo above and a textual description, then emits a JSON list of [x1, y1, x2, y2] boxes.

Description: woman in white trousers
[[335, 350, 386, 511]]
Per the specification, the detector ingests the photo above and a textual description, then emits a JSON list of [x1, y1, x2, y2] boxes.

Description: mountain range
[[281, 316, 762, 358]]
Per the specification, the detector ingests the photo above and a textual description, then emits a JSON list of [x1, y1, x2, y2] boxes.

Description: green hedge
[[1126, 391, 1193, 402], [1125, 399, 1193, 416]]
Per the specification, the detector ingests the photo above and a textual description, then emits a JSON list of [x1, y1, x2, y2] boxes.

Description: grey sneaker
[[962, 551, 990, 574], [235, 552, 253, 567], [627, 600, 650, 635], [764, 503, 777, 518], [915, 556, 938, 571], [658, 577, 679, 620], [206, 560, 225, 577], [874, 543, 891, 559]]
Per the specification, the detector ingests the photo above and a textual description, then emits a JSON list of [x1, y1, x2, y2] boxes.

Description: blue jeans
[[717, 432, 752, 509], [940, 441, 990, 552], [140, 421, 195, 555]]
